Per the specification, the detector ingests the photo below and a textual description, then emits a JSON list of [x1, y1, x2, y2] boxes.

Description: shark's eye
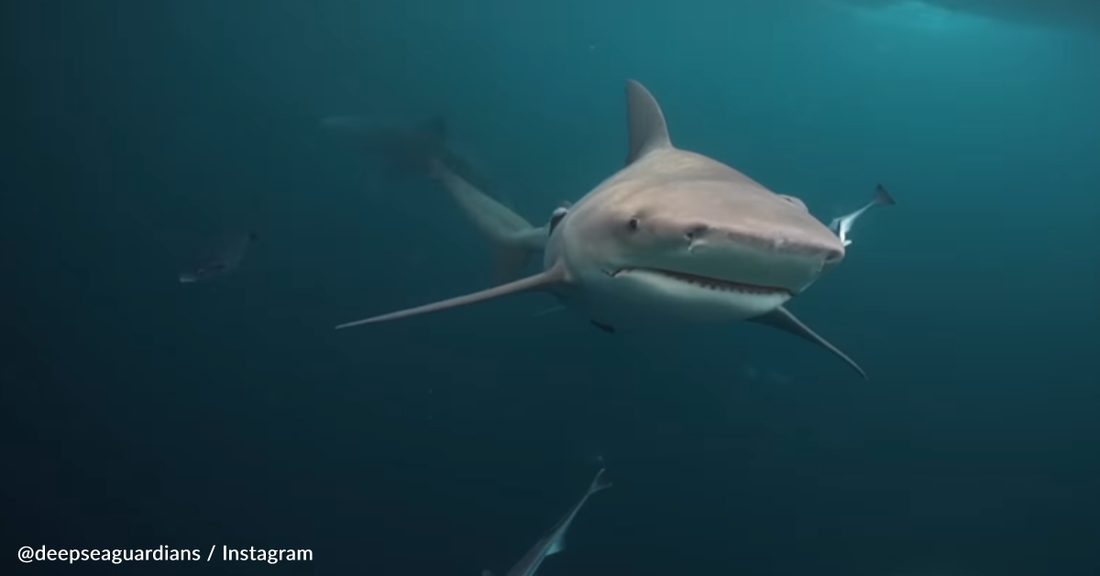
[[627, 218, 639, 231]]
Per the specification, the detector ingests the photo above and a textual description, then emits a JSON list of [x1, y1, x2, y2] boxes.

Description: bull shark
[[322, 114, 540, 281], [482, 468, 612, 576], [829, 184, 896, 247], [321, 114, 512, 208], [336, 80, 874, 379]]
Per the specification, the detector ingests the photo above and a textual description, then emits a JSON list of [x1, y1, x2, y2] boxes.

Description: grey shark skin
[[483, 468, 612, 576], [179, 231, 258, 284], [829, 184, 896, 247], [336, 80, 869, 379]]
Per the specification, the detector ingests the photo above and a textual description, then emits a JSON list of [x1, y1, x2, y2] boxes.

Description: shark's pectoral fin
[[749, 306, 867, 380], [481, 570, 494, 576], [590, 321, 616, 334], [335, 266, 564, 330]]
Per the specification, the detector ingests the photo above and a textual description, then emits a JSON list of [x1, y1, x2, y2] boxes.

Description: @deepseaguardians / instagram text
[[17, 545, 314, 565]]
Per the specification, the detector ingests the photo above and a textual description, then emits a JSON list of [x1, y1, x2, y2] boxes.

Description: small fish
[[829, 184, 896, 247], [483, 468, 612, 576], [179, 231, 258, 284]]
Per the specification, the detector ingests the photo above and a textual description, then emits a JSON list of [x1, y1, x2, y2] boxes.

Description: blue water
[[5, 1, 1099, 575]]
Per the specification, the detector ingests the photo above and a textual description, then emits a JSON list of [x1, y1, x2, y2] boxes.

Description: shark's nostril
[[685, 224, 708, 242]]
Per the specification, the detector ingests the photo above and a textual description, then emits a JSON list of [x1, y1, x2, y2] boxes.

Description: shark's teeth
[[618, 268, 792, 296]]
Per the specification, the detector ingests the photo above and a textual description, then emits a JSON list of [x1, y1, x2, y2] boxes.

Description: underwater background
[[4, 0, 1099, 574]]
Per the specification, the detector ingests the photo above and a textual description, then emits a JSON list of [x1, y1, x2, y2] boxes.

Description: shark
[[336, 80, 877, 379], [320, 115, 488, 189], [482, 468, 612, 576], [829, 184, 896, 247], [322, 114, 542, 282]]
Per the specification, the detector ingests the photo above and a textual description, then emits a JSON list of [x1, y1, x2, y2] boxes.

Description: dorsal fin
[[625, 80, 672, 165]]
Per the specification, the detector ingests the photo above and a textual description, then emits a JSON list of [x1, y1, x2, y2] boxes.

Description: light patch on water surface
[[822, 0, 995, 33]]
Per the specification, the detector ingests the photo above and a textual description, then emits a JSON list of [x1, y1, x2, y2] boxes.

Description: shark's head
[[548, 81, 846, 323]]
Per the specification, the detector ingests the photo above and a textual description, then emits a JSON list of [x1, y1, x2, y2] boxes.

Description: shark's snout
[[613, 213, 844, 295]]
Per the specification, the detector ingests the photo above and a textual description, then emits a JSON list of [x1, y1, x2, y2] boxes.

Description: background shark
[[321, 114, 540, 281], [320, 114, 513, 208]]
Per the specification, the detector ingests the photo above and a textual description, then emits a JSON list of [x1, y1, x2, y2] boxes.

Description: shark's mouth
[[611, 268, 793, 296]]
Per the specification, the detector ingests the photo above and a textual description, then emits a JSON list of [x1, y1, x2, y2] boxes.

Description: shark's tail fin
[[383, 115, 450, 175], [319, 113, 450, 176], [587, 468, 613, 495], [873, 184, 896, 207], [427, 158, 549, 283]]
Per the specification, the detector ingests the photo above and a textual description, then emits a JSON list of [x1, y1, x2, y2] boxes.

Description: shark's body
[[337, 80, 876, 378], [484, 468, 611, 576]]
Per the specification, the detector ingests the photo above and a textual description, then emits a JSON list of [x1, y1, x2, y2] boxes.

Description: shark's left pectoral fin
[[750, 306, 867, 380]]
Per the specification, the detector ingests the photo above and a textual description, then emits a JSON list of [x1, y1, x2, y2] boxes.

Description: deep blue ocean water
[[4, 1, 1099, 575]]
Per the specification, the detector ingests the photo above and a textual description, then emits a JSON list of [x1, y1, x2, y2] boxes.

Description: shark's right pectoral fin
[[335, 266, 565, 330], [749, 306, 867, 380]]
